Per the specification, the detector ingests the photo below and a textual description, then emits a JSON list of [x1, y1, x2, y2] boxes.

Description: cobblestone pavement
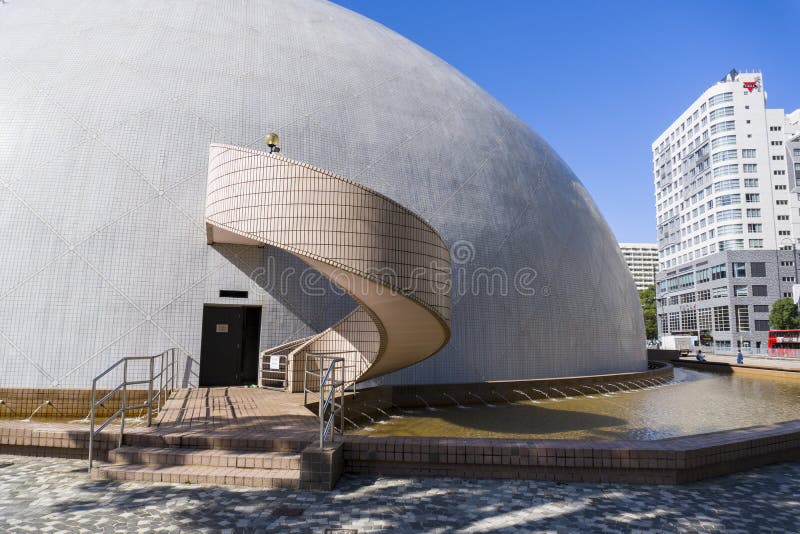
[[0, 455, 798, 532]]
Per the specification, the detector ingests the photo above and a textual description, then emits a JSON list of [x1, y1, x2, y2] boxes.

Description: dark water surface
[[357, 368, 800, 440]]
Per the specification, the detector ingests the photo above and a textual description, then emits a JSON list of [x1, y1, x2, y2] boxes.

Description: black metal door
[[199, 306, 244, 387], [240, 307, 262, 385]]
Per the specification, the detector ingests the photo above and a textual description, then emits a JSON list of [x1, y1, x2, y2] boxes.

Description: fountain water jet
[[567, 386, 592, 398], [550, 388, 571, 399], [513, 390, 540, 403], [531, 388, 554, 401], [0, 400, 16, 416], [467, 392, 495, 407], [342, 415, 361, 429], [369, 405, 392, 418], [493, 391, 515, 405], [414, 394, 437, 411], [442, 393, 467, 408], [22, 400, 61, 422], [359, 411, 376, 423]]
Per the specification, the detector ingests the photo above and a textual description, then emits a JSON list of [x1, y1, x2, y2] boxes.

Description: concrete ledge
[[342, 419, 800, 484], [673, 359, 800, 380]]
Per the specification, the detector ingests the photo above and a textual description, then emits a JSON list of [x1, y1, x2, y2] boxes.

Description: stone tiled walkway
[[1, 454, 798, 533]]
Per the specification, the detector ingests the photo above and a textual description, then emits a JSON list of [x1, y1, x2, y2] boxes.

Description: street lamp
[[265, 133, 280, 154]]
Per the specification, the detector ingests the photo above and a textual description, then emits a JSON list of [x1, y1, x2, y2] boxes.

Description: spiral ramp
[[205, 144, 451, 391]]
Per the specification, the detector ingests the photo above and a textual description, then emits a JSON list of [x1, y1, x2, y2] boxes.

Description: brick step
[[123, 431, 309, 452], [90, 463, 300, 488], [108, 446, 301, 470]]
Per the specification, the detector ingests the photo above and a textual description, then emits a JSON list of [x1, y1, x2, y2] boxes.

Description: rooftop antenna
[[265, 133, 280, 154]]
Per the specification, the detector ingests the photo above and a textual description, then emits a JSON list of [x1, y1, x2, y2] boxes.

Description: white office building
[[653, 70, 800, 351], [619, 243, 659, 291]]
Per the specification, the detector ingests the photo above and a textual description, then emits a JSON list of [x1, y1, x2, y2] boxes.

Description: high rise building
[[653, 70, 800, 352], [619, 243, 659, 291]]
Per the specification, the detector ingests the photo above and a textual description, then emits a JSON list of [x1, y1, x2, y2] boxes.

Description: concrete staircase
[[91, 445, 302, 488]]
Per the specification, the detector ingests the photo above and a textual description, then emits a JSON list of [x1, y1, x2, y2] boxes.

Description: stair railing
[[87, 348, 177, 471], [303, 353, 345, 447]]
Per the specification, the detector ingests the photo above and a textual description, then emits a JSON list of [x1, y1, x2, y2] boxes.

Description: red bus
[[768, 330, 800, 358]]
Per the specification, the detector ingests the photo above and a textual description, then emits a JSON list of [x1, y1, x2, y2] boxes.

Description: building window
[[660, 314, 669, 333], [711, 286, 728, 298], [735, 305, 750, 332], [734, 285, 748, 297], [698, 309, 713, 330], [697, 289, 711, 301], [696, 268, 710, 283], [750, 263, 766, 277], [716, 209, 741, 221], [718, 224, 743, 236], [779, 230, 791, 236], [716, 194, 741, 206], [669, 312, 680, 332], [679, 292, 696, 304], [742, 149, 757, 158], [751, 285, 768, 297], [732, 262, 747, 277], [746, 208, 761, 217], [708, 92, 733, 107], [711, 264, 727, 280], [782, 276, 795, 282], [745, 193, 760, 203], [709, 106, 735, 121], [781, 260, 794, 266], [714, 306, 730, 331], [749, 239, 763, 248], [744, 179, 759, 188], [669, 295, 679, 305], [773, 155, 785, 161], [718, 239, 744, 251], [747, 223, 762, 233], [755, 320, 770, 331], [753, 305, 769, 313], [775, 185, 787, 190], [711, 139, 737, 152], [743, 163, 757, 173], [714, 179, 739, 192], [713, 164, 738, 178], [682, 309, 697, 330], [777, 215, 789, 221], [711, 121, 736, 134], [776, 200, 788, 205]]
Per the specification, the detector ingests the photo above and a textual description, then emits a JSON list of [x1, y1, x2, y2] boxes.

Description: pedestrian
[[696, 349, 706, 362], [737, 350, 744, 365]]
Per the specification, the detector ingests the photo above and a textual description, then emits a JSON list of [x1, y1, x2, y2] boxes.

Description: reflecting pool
[[357, 368, 800, 440]]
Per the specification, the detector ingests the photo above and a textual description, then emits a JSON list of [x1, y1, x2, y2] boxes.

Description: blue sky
[[334, 0, 800, 243]]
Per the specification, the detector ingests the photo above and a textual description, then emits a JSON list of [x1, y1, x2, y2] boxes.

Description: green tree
[[639, 284, 658, 340], [769, 298, 799, 330]]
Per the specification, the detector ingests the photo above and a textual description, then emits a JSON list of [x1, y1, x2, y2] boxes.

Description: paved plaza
[[0, 454, 798, 532]]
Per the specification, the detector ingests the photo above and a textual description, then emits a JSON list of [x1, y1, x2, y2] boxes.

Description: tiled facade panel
[[0, 0, 645, 389]]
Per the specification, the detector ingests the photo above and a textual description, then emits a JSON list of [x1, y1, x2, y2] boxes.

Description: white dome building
[[0, 0, 645, 390]]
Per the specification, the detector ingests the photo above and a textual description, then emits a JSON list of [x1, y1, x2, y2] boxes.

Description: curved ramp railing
[[205, 144, 451, 390]]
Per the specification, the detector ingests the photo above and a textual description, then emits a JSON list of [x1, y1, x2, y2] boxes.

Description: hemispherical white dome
[[0, 0, 644, 388]]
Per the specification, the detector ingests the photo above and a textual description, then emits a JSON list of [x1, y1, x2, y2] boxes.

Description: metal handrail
[[88, 348, 177, 471], [303, 353, 345, 447]]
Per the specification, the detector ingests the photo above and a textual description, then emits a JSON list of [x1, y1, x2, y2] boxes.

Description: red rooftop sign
[[743, 81, 759, 93]]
